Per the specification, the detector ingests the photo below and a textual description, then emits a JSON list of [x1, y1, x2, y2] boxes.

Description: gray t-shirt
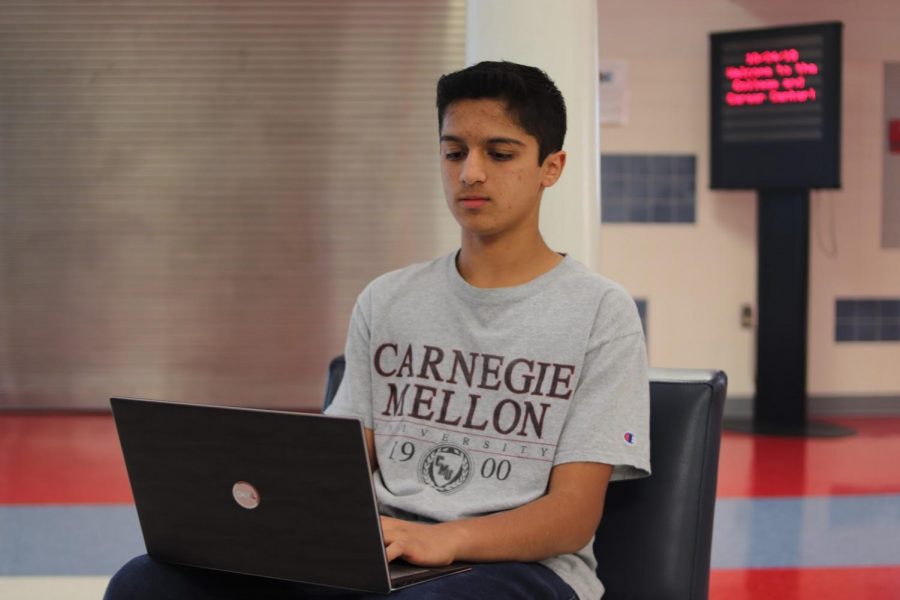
[[326, 251, 650, 599]]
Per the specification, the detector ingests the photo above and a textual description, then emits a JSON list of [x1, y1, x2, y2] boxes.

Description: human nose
[[459, 153, 486, 185]]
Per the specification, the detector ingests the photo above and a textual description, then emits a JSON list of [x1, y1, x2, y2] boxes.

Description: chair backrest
[[593, 368, 726, 600], [323, 355, 345, 411], [323, 357, 726, 600]]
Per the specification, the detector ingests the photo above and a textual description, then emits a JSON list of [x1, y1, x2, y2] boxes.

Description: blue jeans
[[104, 555, 578, 599]]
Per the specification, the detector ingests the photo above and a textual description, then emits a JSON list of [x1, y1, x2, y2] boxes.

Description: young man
[[103, 61, 648, 600], [323, 61, 650, 599]]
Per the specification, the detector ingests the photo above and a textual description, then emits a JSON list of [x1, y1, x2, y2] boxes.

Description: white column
[[466, 0, 600, 268]]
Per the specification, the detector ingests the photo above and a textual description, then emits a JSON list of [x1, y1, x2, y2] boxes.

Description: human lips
[[458, 195, 489, 209]]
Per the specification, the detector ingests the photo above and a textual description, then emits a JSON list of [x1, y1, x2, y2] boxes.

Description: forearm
[[381, 462, 612, 566], [438, 487, 600, 562]]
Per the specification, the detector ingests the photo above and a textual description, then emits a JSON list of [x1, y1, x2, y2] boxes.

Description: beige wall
[[0, 1, 467, 410], [597, 1, 900, 397]]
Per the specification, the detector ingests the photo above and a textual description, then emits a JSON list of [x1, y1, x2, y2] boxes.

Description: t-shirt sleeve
[[552, 290, 651, 481], [324, 288, 374, 428]]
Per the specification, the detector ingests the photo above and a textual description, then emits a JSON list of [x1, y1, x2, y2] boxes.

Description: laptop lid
[[111, 397, 395, 593]]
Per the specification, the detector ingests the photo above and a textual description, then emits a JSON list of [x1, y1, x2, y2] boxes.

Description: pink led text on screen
[[725, 48, 820, 107]]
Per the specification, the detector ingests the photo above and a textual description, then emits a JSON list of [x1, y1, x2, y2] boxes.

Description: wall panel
[[0, 0, 465, 409]]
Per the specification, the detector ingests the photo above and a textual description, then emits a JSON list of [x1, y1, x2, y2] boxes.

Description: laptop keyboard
[[389, 562, 433, 579]]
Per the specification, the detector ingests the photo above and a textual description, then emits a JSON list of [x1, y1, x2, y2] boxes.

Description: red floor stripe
[[4, 414, 900, 503], [716, 416, 900, 498], [0, 414, 132, 504], [711, 566, 900, 600]]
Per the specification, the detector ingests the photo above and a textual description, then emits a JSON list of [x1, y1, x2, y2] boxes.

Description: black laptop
[[110, 397, 469, 594]]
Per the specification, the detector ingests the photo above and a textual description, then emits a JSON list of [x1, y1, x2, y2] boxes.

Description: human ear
[[540, 150, 566, 188]]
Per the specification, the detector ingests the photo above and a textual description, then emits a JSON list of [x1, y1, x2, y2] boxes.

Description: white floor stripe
[[0, 576, 110, 600]]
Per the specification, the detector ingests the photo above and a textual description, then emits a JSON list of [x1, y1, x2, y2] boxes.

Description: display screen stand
[[724, 189, 855, 437]]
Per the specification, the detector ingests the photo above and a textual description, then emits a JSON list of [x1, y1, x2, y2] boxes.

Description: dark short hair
[[436, 61, 567, 164]]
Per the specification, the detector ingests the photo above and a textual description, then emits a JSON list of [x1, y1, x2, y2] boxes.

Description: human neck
[[456, 231, 563, 289]]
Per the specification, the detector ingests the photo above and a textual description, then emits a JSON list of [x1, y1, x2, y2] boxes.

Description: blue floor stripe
[[3, 496, 900, 575], [0, 505, 144, 576], [711, 494, 900, 568]]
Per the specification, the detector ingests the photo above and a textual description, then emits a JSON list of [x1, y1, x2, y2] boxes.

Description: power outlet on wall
[[740, 304, 754, 328]]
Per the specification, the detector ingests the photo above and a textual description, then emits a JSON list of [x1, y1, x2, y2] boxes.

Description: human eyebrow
[[485, 137, 525, 146], [439, 135, 525, 147]]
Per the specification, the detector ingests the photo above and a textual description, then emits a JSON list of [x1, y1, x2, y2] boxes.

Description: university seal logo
[[419, 444, 471, 494]]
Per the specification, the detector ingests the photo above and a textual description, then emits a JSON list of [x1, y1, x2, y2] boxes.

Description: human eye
[[489, 150, 514, 161], [443, 149, 466, 161]]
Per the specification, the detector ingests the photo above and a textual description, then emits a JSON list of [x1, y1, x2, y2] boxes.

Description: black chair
[[323, 355, 345, 411], [323, 357, 726, 600], [593, 368, 726, 600]]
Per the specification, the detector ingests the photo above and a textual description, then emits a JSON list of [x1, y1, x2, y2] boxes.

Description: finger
[[385, 541, 403, 562]]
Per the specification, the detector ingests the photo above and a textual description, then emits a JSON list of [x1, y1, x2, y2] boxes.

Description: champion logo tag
[[623, 432, 637, 445]]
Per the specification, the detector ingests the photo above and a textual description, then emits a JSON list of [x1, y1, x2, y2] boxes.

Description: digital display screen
[[710, 22, 842, 189]]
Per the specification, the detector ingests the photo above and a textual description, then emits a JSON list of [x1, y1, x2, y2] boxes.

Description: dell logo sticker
[[232, 481, 261, 509]]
